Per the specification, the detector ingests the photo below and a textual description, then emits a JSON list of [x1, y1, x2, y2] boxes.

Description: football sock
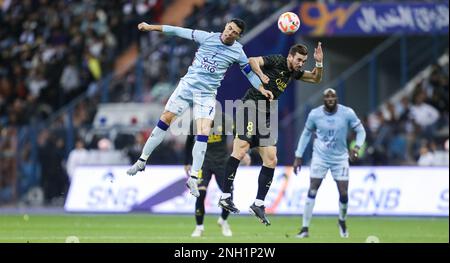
[[195, 190, 206, 225], [191, 135, 208, 178], [222, 156, 241, 194], [255, 166, 275, 202], [302, 196, 316, 227], [139, 120, 169, 161], [339, 195, 348, 221]]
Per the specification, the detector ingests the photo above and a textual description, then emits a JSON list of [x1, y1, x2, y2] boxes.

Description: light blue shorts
[[165, 80, 216, 120], [310, 158, 349, 181]]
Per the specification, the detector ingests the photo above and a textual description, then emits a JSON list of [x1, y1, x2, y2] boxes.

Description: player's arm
[[293, 113, 315, 174], [138, 23, 209, 43], [299, 42, 323, 84], [248, 57, 269, 84], [239, 53, 273, 100], [349, 109, 366, 162], [138, 23, 163, 32]]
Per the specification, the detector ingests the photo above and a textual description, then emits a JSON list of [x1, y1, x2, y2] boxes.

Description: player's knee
[[308, 189, 318, 198], [232, 145, 248, 160], [160, 112, 175, 125], [264, 155, 277, 168], [339, 194, 348, 204]]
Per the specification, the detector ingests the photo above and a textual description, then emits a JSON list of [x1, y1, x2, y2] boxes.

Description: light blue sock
[[303, 197, 316, 227], [339, 201, 348, 221], [139, 120, 169, 161], [191, 135, 208, 178]]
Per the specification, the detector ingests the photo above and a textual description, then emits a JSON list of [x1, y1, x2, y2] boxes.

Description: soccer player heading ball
[[127, 19, 270, 197], [219, 42, 324, 226]]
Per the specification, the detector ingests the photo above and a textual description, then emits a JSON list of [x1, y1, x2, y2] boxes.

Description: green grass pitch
[[0, 214, 447, 243]]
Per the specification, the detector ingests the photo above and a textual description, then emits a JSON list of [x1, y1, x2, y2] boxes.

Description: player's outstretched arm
[[138, 23, 208, 43], [137, 22, 163, 32], [300, 42, 323, 84], [249, 57, 269, 84]]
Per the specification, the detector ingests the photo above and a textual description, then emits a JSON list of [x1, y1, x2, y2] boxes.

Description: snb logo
[[201, 57, 218, 73]]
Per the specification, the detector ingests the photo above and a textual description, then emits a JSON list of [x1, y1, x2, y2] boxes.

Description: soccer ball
[[278, 12, 300, 35]]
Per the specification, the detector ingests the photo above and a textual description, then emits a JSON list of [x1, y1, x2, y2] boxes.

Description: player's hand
[[258, 86, 274, 101], [138, 22, 151, 31], [314, 42, 323, 63], [184, 164, 192, 177], [260, 74, 270, 84], [293, 157, 302, 175], [349, 146, 360, 162]]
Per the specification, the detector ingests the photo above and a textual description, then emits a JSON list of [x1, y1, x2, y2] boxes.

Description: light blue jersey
[[162, 25, 260, 94], [295, 104, 366, 163]]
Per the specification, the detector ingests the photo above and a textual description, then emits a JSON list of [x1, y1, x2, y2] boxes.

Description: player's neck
[[287, 60, 293, 71], [324, 105, 338, 114], [220, 34, 234, 46]]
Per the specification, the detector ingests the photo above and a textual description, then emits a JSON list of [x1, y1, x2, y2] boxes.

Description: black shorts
[[198, 162, 232, 192], [236, 105, 277, 148]]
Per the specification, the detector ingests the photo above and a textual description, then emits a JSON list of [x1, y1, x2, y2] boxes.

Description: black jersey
[[243, 55, 304, 106]]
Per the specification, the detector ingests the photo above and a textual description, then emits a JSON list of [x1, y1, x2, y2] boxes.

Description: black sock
[[222, 156, 241, 194], [221, 209, 230, 220], [256, 166, 275, 201], [195, 190, 206, 225]]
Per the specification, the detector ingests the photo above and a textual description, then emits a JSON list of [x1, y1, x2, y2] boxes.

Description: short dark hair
[[289, 44, 308, 56], [229, 18, 246, 35]]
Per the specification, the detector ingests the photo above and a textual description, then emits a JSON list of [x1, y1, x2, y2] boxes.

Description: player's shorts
[[236, 104, 277, 148], [197, 162, 231, 192], [309, 158, 349, 181], [165, 80, 216, 120]]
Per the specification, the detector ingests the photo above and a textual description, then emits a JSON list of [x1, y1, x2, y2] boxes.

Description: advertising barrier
[[65, 166, 449, 216]]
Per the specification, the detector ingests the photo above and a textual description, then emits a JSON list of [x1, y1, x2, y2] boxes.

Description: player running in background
[[127, 19, 270, 198], [218, 43, 324, 226], [293, 88, 366, 238], [185, 111, 250, 237]]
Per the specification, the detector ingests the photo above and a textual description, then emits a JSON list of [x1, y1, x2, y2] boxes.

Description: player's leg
[[336, 180, 349, 238], [127, 81, 189, 175], [331, 163, 350, 238], [218, 138, 250, 213], [126, 110, 176, 175], [188, 92, 215, 197], [296, 159, 327, 238], [191, 168, 212, 237], [248, 146, 277, 226], [185, 117, 212, 198], [214, 166, 233, 237], [219, 104, 254, 213]]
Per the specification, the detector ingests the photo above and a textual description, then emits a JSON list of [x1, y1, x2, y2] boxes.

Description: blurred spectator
[[66, 138, 88, 182], [417, 140, 449, 166], [410, 89, 440, 139], [37, 130, 68, 205], [0, 126, 17, 203]]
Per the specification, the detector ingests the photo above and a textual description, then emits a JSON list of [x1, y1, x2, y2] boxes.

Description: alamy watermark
[[169, 95, 279, 146]]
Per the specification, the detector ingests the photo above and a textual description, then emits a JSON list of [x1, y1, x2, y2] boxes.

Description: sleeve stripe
[[191, 30, 195, 41], [242, 64, 252, 74], [351, 122, 362, 129]]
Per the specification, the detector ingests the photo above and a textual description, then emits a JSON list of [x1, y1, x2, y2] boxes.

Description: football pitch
[[0, 214, 447, 243]]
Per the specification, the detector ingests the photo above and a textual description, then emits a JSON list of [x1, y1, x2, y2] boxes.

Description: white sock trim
[[254, 199, 264, 207], [221, 193, 231, 199]]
